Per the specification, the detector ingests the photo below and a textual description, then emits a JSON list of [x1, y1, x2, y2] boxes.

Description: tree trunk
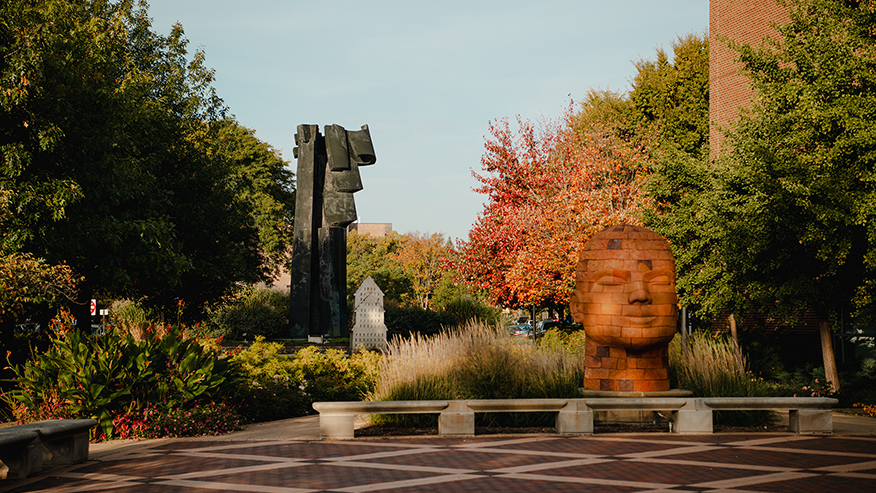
[[679, 306, 689, 359], [728, 313, 745, 376], [819, 317, 841, 392]]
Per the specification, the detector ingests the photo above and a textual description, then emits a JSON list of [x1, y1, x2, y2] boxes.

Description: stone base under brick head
[[583, 344, 670, 392]]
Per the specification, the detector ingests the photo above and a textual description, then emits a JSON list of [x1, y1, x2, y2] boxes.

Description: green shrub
[[109, 299, 159, 340], [227, 338, 382, 423], [841, 357, 876, 406], [290, 345, 382, 403], [437, 296, 502, 326], [538, 328, 586, 355], [3, 311, 238, 439], [204, 287, 288, 340], [225, 337, 305, 422], [384, 303, 455, 338]]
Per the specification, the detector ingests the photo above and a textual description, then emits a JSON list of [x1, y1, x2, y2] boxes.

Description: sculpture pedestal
[[579, 389, 694, 425], [583, 344, 671, 392]]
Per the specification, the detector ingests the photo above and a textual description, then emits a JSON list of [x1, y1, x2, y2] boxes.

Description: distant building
[[348, 222, 392, 238]]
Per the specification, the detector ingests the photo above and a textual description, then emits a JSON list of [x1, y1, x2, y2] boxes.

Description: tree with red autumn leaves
[[459, 102, 653, 314]]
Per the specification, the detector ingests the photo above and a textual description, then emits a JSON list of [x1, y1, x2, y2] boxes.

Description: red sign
[[90, 299, 96, 317]]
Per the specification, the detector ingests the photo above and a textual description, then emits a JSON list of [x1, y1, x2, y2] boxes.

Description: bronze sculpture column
[[288, 124, 376, 339]]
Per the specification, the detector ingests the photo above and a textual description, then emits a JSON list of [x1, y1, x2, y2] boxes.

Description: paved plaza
[[3, 413, 875, 492]]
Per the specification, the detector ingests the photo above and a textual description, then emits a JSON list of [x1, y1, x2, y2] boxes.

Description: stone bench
[[312, 401, 451, 439], [312, 397, 837, 439], [0, 419, 97, 479]]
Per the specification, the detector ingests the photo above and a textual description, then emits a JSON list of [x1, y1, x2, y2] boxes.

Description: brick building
[[709, 0, 789, 154]]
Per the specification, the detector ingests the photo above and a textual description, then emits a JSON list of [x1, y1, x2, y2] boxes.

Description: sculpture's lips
[[628, 316, 656, 325]]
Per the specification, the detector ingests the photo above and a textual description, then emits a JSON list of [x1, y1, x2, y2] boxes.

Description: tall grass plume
[[670, 331, 779, 426], [368, 321, 585, 428]]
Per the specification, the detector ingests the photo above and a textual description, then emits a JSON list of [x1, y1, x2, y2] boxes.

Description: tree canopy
[[641, 0, 876, 390], [0, 0, 294, 322], [459, 33, 709, 314], [630, 33, 709, 156], [713, 0, 876, 325], [460, 104, 652, 311], [346, 230, 412, 310]]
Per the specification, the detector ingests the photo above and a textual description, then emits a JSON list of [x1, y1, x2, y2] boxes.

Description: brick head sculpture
[[571, 224, 677, 392]]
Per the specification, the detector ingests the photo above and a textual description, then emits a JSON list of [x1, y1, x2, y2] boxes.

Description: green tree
[[628, 34, 723, 317], [0, 0, 289, 322], [0, 190, 78, 323], [393, 232, 452, 309], [202, 119, 296, 277], [432, 272, 501, 326], [629, 33, 709, 156], [691, 0, 876, 391], [346, 231, 413, 310]]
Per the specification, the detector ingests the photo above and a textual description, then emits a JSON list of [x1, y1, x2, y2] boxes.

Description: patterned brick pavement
[[3, 434, 875, 492]]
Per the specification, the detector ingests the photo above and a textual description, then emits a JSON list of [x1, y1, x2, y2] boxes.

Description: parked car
[[507, 324, 532, 338], [534, 320, 583, 338], [534, 320, 561, 337]]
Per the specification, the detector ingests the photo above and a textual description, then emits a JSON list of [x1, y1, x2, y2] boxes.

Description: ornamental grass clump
[[369, 321, 585, 428], [669, 331, 779, 426]]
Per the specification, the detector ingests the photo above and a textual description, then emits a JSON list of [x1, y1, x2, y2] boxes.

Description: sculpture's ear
[[348, 124, 376, 166]]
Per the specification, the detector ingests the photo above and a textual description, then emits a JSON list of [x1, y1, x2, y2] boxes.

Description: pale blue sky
[[147, 1, 708, 242]]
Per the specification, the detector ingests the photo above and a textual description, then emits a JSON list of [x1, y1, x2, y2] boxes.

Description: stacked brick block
[[583, 345, 670, 392]]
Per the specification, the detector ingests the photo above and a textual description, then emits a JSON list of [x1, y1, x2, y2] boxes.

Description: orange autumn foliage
[[460, 104, 653, 309]]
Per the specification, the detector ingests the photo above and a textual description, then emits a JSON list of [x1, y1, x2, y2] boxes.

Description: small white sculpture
[[350, 276, 387, 351]]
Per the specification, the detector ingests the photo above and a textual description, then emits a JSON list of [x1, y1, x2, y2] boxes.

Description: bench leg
[[319, 413, 356, 439], [0, 439, 43, 480], [438, 402, 474, 437], [672, 409, 713, 434], [789, 410, 832, 434], [556, 402, 593, 435], [41, 431, 90, 465]]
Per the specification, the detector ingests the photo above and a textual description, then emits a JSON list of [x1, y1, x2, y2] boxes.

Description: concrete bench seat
[[700, 397, 837, 410], [698, 397, 837, 434], [0, 419, 96, 479], [312, 397, 838, 439], [312, 401, 450, 439]]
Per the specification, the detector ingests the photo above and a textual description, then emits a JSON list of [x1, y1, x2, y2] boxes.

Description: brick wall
[[709, 0, 789, 154]]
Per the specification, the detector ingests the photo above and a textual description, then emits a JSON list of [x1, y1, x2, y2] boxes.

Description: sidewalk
[[2, 412, 875, 492]]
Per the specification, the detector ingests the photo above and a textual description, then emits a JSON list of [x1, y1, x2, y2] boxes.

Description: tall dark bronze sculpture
[[288, 124, 376, 339]]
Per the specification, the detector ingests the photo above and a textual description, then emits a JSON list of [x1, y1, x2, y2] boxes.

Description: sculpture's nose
[[628, 281, 652, 304]]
